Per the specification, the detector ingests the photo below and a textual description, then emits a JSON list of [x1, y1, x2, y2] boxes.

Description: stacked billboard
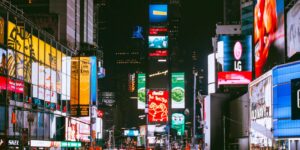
[[217, 35, 252, 85]]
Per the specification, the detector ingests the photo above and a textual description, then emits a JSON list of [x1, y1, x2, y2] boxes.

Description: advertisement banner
[[171, 73, 185, 109], [217, 35, 252, 85], [148, 57, 169, 89], [148, 36, 168, 49], [0, 17, 4, 45], [249, 71, 272, 149], [70, 57, 90, 116], [0, 76, 23, 93], [137, 74, 146, 109], [171, 113, 185, 136], [65, 118, 90, 142], [254, 0, 285, 78], [90, 56, 97, 104], [291, 78, 300, 120], [287, 0, 300, 58], [149, 4, 168, 23], [148, 90, 168, 123]]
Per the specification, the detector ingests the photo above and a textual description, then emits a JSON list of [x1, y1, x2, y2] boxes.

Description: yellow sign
[[0, 17, 4, 45], [80, 57, 91, 105], [71, 57, 80, 105]]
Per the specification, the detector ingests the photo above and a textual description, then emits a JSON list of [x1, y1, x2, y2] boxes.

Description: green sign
[[171, 73, 185, 108], [61, 141, 82, 148], [137, 73, 146, 109], [171, 113, 185, 136]]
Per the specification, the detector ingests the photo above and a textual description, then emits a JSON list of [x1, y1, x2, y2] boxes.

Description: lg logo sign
[[233, 41, 242, 71]]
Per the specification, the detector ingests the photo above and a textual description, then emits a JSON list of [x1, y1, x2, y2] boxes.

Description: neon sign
[[148, 90, 168, 123]]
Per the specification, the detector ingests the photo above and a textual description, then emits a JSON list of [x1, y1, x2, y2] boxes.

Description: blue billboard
[[273, 61, 300, 137], [148, 36, 168, 49], [90, 56, 97, 104], [149, 4, 168, 23]]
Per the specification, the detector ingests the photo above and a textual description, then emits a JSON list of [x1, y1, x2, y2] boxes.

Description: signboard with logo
[[101, 92, 115, 106], [128, 73, 136, 92], [171, 73, 185, 108], [217, 35, 252, 85], [148, 90, 168, 123], [148, 57, 169, 89], [249, 71, 272, 149], [171, 113, 185, 136], [138, 74, 146, 109]]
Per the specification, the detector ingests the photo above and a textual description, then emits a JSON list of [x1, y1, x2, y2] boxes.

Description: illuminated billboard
[[249, 71, 272, 149], [148, 57, 169, 89], [171, 73, 185, 109], [70, 57, 91, 117], [217, 35, 252, 85], [90, 56, 97, 104], [272, 61, 300, 137], [149, 27, 168, 35], [65, 118, 90, 142], [148, 50, 168, 57], [171, 113, 185, 136], [287, 0, 300, 58], [148, 36, 168, 49], [137, 74, 146, 109], [149, 4, 168, 23], [148, 90, 168, 123], [254, 0, 285, 78]]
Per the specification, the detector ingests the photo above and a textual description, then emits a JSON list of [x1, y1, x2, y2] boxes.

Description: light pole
[[193, 71, 198, 147]]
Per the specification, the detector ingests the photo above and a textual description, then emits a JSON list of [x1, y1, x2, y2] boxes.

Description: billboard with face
[[287, 0, 300, 58], [254, 0, 285, 78], [171, 113, 185, 136]]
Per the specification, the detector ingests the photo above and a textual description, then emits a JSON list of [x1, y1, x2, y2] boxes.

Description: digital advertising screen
[[171, 73, 185, 109], [171, 113, 185, 136], [287, 0, 300, 58], [149, 4, 168, 23], [272, 61, 300, 137], [249, 71, 272, 149], [148, 50, 168, 57], [148, 90, 168, 123], [217, 35, 252, 85], [148, 36, 168, 49], [137, 74, 146, 109], [148, 57, 169, 89], [149, 27, 168, 35], [254, 0, 285, 78]]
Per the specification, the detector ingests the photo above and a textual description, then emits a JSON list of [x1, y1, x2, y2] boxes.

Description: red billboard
[[149, 27, 168, 35], [0, 76, 24, 93], [148, 90, 168, 123], [218, 71, 252, 85], [148, 50, 168, 57]]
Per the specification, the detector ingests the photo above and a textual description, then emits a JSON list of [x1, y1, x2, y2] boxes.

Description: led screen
[[171, 73, 185, 109], [148, 36, 168, 49], [137, 74, 146, 109], [148, 50, 168, 57], [148, 90, 168, 123], [254, 0, 285, 78], [287, 0, 300, 58], [149, 27, 168, 35], [217, 35, 252, 85], [272, 61, 300, 137], [249, 71, 272, 149], [171, 113, 185, 136], [148, 57, 168, 89], [149, 4, 168, 23]]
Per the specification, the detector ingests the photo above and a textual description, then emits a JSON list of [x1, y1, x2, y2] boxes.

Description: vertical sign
[[90, 56, 97, 105], [171, 73, 185, 108], [0, 17, 4, 45], [292, 78, 300, 120], [148, 90, 168, 123], [70, 57, 90, 116], [137, 74, 146, 109]]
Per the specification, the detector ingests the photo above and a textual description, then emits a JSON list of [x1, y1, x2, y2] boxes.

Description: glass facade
[[0, 11, 75, 141]]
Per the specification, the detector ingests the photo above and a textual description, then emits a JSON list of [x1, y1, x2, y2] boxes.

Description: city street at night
[[0, 0, 299, 150]]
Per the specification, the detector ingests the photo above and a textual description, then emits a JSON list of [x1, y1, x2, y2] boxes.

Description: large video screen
[[148, 36, 168, 49], [287, 0, 300, 58], [148, 57, 169, 89], [149, 4, 168, 23], [217, 35, 252, 85], [148, 90, 168, 123], [254, 0, 285, 78]]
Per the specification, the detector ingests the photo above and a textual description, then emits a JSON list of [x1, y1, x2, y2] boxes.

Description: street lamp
[[192, 71, 198, 147]]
